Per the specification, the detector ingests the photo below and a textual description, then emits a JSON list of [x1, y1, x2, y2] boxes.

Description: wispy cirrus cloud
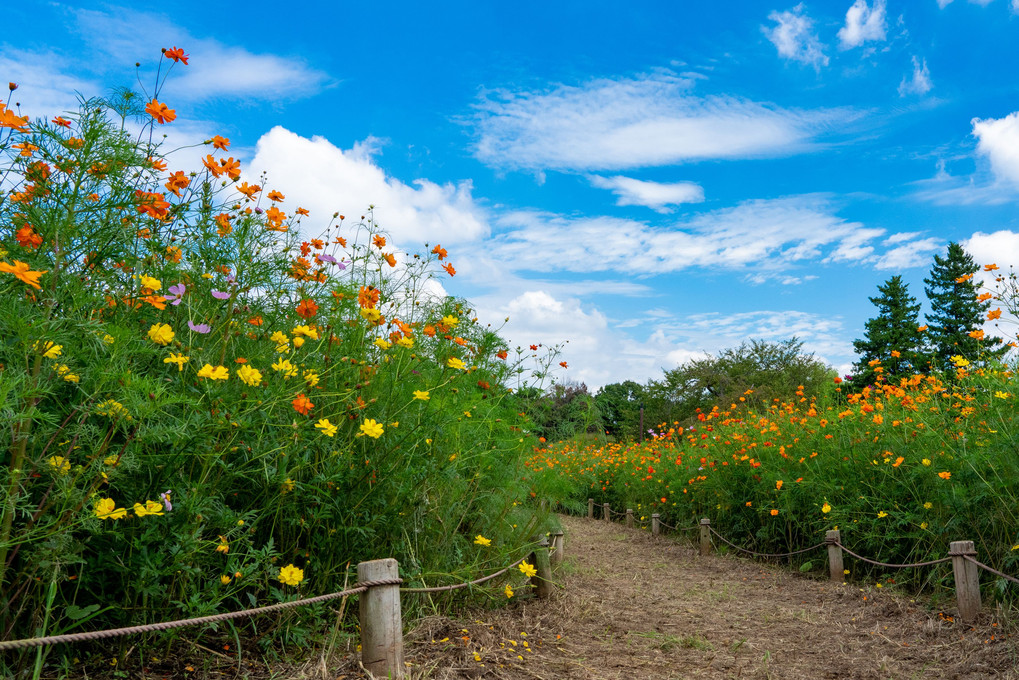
[[898, 56, 932, 97], [588, 175, 705, 212], [470, 72, 859, 172], [481, 195, 891, 276], [763, 4, 829, 70], [72, 7, 333, 100]]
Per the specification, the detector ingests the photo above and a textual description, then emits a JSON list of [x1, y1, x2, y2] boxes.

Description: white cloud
[[1013, 0, 1019, 13], [972, 111, 1019, 189], [962, 231, 1019, 272], [484, 196, 881, 276], [589, 175, 704, 212], [874, 237, 942, 269], [763, 4, 830, 70], [898, 56, 932, 97], [73, 8, 332, 100], [247, 127, 488, 246], [0, 47, 100, 118], [471, 72, 857, 171], [838, 0, 887, 49], [937, 0, 954, 6]]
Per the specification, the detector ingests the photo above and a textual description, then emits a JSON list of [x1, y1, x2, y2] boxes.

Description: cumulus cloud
[[763, 4, 829, 70], [874, 237, 943, 269], [471, 72, 857, 172], [247, 127, 488, 246], [898, 56, 932, 97], [972, 111, 1019, 189], [0, 48, 100, 117], [838, 0, 887, 50], [589, 175, 705, 212]]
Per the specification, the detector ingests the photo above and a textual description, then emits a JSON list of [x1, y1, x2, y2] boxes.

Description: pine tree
[[923, 241, 1000, 369], [852, 276, 927, 387]]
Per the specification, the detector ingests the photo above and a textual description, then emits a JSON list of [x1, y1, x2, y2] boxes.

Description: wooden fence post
[[530, 538, 553, 599], [625, 509, 633, 528], [652, 513, 660, 536], [358, 558, 404, 678], [699, 518, 711, 556], [588, 498, 594, 519], [603, 503, 611, 522], [550, 531, 565, 569], [826, 530, 844, 581], [950, 540, 980, 623]]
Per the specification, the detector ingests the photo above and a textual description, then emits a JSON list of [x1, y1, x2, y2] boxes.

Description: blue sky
[[5, 1, 1019, 388]]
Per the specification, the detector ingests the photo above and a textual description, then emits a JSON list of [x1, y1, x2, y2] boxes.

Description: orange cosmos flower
[[14, 142, 39, 156], [292, 394, 314, 415], [219, 157, 241, 179], [383, 252, 397, 267], [148, 157, 167, 172], [164, 46, 189, 64], [988, 309, 1002, 320], [236, 182, 261, 200], [770, 509, 779, 516], [977, 293, 993, 302], [145, 99, 176, 124], [296, 298, 319, 319], [0, 103, 29, 131], [969, 329, 985, 340], [333, 236, 347, 247], [0, 260, 47, 289], [529, 344, 538, 351], [432, 244, 447, 260], [214, 213, 232, 237], [372, 235, 387, 249], [15, 225, 42, 249], [52, 116, 71, 127], [296, 207, 309, 216], [423, 325, 436, 337], [917, 325, 928, 332], [203, 154, 225, 177], [262, 190, 282, 203], [164, 170, 190, 197], [496, 350, 508, 360], [358, 286, 380, 309], [248, 315, 263, 326], [210, 135, 230, 150], [559, 361, 568, 368], [134, 190, 170, 220], [442, 262, 456, 276], [938, 471, 951, 480], [984, 263, 999, 271]]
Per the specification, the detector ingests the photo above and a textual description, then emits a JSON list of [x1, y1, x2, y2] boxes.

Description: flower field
[[528, 365, 1019, 595], [0, 50, 563, 673]]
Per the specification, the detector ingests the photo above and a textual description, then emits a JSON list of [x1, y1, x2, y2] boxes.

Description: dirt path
[[332, 515, 1018, 679]]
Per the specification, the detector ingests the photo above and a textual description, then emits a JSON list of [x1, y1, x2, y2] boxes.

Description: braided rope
[[835, 541, 952, 569], [709, 527, 826, 558], [0, 580, 402, 651], [962, 555, 1019, 585], [655, 520, 697, 532], [401, 556, 529, 593]]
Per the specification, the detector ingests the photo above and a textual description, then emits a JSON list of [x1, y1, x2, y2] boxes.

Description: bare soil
[[329, 514, 1019, 679]]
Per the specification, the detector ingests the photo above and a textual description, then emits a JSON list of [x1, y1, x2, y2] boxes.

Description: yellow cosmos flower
[[923, 502, 932, 509], [292, 324, 319, 339], [272, 358, 298, 377], [138, 275, 161, 291], [303, 369, 319, 387], [35, 341, 63, 359], [94, 498, 127, 520], [397, 337, 414, 349], [474, 535, 491, 547], [216, 536, 229, 554], [48, 456, 70, 475], [102, 334, 115, 344], [235, 364, 263, 386], [821, 502, 831, 514], [995, 391, 1010, 399], [281, 478, 295, 493], [413, 390, 430, 401], [147, 323, 174, 346], [163, 353, 189, 371], [278, 564, 304, 586], [504, 584, 514, 598], [447, 357, 465, 371], [877, 511, 888, 518], [441, 315, 459, 327], [220, 575, 232, 585], [359, 419, 384, 439], [374, 338, 392, 350], [292, 336, 305, 349], [134, 500, 164, 517], [921, 458, 931, 466], [270, 330, 289, 345], [518, 561, 537, 578], [197, 364, 229, 380], [315, 418, 338, 437], [360, 307, 382, 322]]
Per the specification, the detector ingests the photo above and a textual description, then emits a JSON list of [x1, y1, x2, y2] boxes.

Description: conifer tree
[[923, 241, 1000, 369], [852, 275, 927, 387]]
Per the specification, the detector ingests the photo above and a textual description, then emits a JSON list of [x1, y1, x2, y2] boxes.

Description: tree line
[[521, 241, 1006, 442]]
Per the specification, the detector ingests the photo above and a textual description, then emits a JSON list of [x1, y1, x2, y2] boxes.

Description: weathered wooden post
[[550, 531, 565, 569], [950, 540, 980, 623], [358, 558, 404, 678], [826, 530, 844, 581], [625, 509, 634, 528], [530, 537, 553, 599], [603, 503, 611, 523], [651, 513, 660, 536], [588, 498, 594, 519], [699, 518, 712, 556]]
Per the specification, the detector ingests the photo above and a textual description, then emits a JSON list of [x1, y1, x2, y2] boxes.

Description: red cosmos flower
[[529, 345, 538, 351], [292, 394, 314, 415], [559, 361, 568, 368], [441, 262, 455, 276], [52, 116, 71, 128], [164, 47, 189, 64], [496, 350, 508, 360], [295, 298, 319, 319], [145, 99, 176, 124]]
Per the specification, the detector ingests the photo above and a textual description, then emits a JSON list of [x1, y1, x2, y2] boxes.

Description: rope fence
[[586, 497, 1019, 626], [0, 533, 567, 679]]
